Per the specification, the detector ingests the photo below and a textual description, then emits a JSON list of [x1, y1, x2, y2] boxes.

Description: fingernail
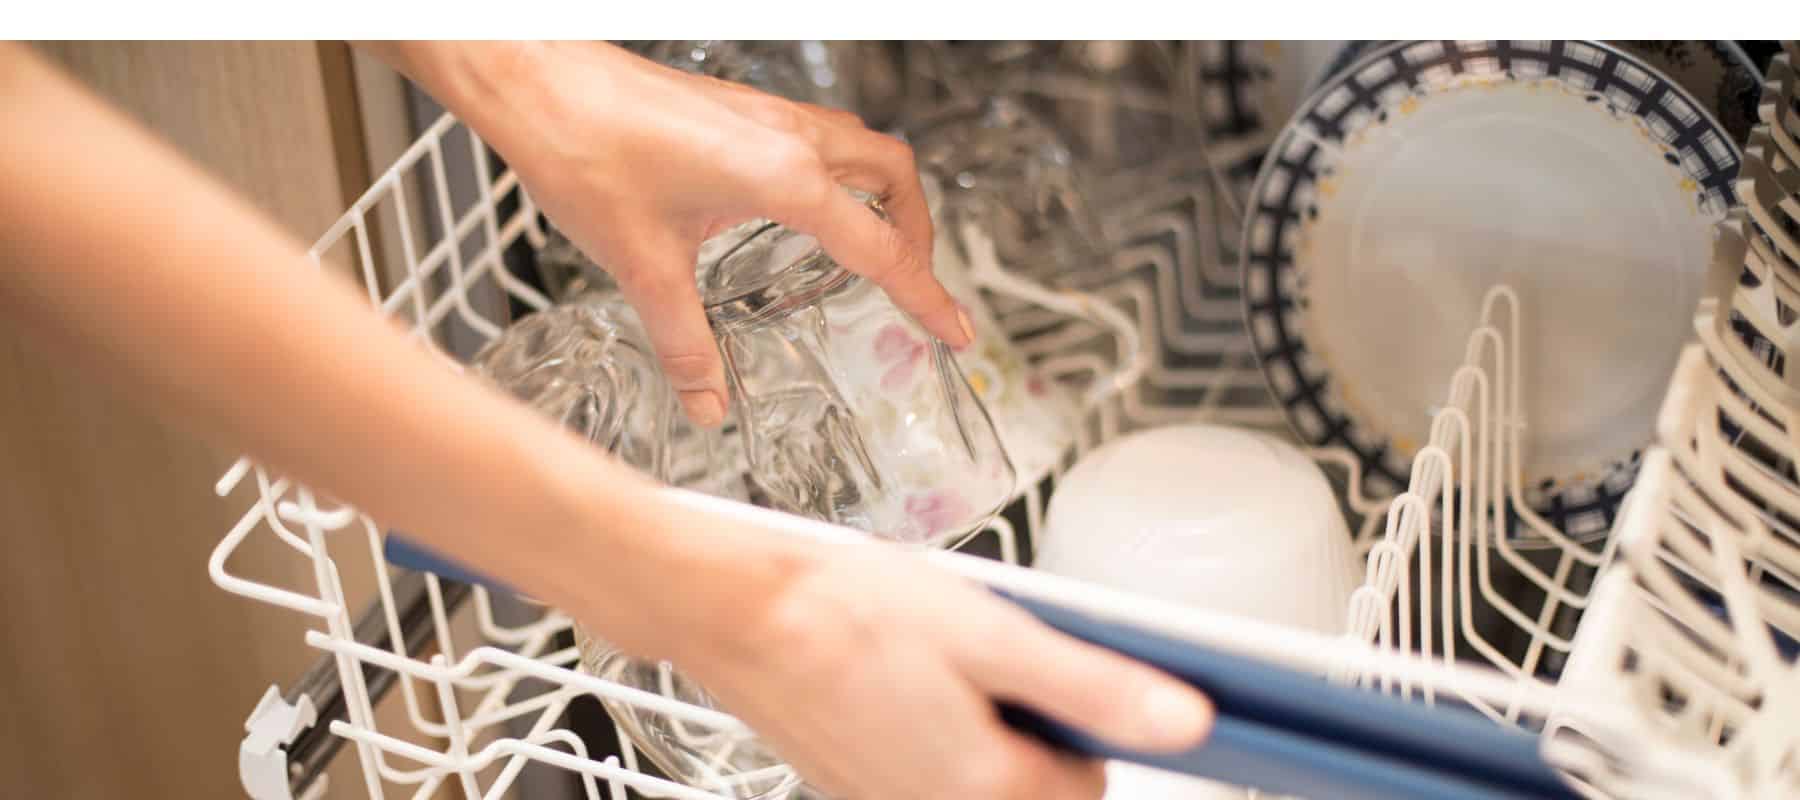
[[956, 308, 977, 348], [1142, 683, 1211, 748], [679, 390, 726, 427]]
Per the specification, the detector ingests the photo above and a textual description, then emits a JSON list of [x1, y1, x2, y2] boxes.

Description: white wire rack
[[198, 114, 1559, 800], [1543, 447, 1796, 800], [1540, 340, 1800, 799], [207, 46, 1800, 800], [1330, 286, 1621, 700]]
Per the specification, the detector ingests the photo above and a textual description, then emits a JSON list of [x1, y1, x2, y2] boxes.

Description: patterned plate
[[1316, 40, 1764, 145], [1241, 40, 1741, 544]]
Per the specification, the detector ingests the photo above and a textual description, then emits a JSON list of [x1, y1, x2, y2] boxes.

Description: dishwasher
[[208, 40, 1800, 800]]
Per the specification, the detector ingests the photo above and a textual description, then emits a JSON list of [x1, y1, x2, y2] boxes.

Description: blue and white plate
[[1242, 40, 1741, 544], [1314, 41, 1763, 145]]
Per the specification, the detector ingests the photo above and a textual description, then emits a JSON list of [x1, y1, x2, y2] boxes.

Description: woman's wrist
[[358, 41, 558, 144], [520, 430, 824, 668]]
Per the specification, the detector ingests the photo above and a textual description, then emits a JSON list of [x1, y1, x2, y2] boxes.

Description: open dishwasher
[[208, 40, 1800, 799]]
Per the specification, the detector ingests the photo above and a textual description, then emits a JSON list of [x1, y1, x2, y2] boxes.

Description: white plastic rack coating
[[207, 46, 1800, 799]]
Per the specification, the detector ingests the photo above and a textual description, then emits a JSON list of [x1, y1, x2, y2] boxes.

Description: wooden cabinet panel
[[0, 42, 440, 799]]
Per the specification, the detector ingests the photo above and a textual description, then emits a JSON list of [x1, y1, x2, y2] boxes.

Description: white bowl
[[1036, 423, 1361, 636], [1104, 761, 1250, 800]]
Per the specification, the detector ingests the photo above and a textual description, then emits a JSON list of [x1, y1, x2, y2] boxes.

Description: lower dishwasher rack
[[207, 106, 1798, 800]]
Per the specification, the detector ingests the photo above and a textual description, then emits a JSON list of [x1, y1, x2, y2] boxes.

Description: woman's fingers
[[767, 174, 970, 348], [811, 122, 936, 265], [607, 230, 728, 427], [688, 83, 960, 346], [959, 601, 1215, 754]]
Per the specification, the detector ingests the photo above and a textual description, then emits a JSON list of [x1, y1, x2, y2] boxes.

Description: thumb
[[960, 601, 1214, 754], [610, 236, 729, 427]]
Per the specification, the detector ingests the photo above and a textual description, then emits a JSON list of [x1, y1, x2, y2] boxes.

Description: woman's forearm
[[0, 42, 802, 665], [354, 41, 587, 161]]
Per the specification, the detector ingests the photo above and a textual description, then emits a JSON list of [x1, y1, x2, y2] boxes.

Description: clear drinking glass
[[906, 98, 1109, 284], [703, 208, 1016, 546], [904, 100, 1149, 491], [474, 299, 785, 798], [470, 299, 677, 475], [911, 42, 1193, 171], [914, 174, 1080, 493], [575, 637, 801, 800]]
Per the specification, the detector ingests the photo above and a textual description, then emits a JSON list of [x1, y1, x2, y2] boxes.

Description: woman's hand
[[602, 496, 1216, 800], [365, 41, 972, 427]]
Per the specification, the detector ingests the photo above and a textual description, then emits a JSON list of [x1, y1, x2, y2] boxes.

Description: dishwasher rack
[[208, 45, 1798, 800]]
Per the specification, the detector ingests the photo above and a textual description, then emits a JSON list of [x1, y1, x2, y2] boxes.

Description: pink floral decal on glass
[[872, 323, 928, 393], [904, 490, 973, 539]]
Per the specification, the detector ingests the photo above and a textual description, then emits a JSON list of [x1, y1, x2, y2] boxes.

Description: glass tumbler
[[904, 100, 1151, 491], [916, 172, 1086, 494], [703, 211, 1017, 546], [470, 299, 677, 473], [473, 299, 788, 798], [913, 42, 1191, 172], [906, 98, 1110, 285]]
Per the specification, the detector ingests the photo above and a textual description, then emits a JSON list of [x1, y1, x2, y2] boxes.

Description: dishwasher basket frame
[[207, 43, 1800, 800]]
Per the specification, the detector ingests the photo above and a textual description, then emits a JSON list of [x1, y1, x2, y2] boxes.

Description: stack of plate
[[1241, 41, 1747, 544]]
